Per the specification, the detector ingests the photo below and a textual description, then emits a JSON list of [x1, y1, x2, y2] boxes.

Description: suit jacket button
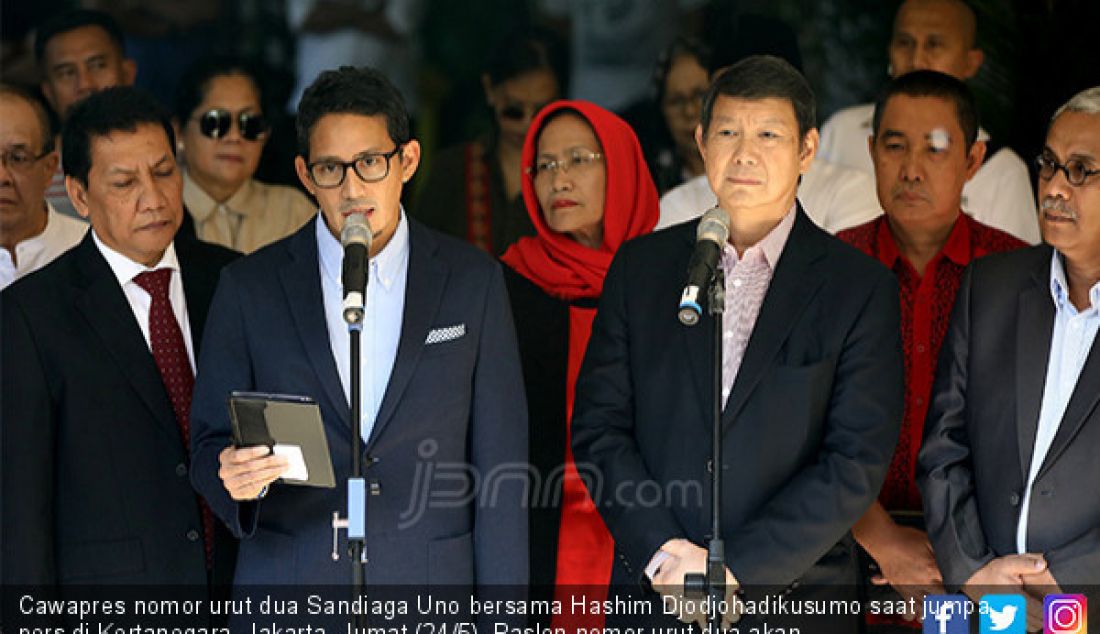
[[176, 463, 188, 477], [1009, 493, 1021, 506], [186, 529, 200, 542], [706, 459, 713, 473]]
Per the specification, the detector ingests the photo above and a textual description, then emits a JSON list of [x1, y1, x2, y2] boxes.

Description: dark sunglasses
[[498, 101, 550, 122], [196, 109, 269, 141]]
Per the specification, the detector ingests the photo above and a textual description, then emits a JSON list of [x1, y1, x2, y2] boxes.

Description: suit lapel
[[368, 221, 447, 449], [1036, 301, 1100, 480], [175, 234, 214, 358], [280, 218, 351, 429], [722, 209, 826, 431], [71, 235, 180, 442], [1015, 261, 1054, 476], [676, 223, 716, 420]]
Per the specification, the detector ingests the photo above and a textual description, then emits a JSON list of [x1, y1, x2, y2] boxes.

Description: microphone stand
[[684, 267, 727, 632], [331, 290, 369, 631]]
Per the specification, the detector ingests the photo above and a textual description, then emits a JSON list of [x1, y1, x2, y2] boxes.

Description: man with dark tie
[[1, 86, 238, 587]]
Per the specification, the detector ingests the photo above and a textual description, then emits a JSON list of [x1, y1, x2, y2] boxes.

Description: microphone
[[678, 207, 731, 326], [341, 212, 373, 325]]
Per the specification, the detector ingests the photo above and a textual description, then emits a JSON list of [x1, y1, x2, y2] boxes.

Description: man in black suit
[[919, 86, 1100, 630], [1, 87, 238, 587], [189, 66, 528, 595], [571, 55, 904, 630]]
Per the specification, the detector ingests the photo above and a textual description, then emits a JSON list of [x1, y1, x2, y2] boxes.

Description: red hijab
[[501, 100, 659, 300]]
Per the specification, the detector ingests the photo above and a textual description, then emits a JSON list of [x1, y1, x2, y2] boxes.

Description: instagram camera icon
[[1045, 595, 1087, 634]]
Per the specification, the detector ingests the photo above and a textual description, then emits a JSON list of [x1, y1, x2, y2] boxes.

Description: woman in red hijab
[[501, 100, 659, 630]]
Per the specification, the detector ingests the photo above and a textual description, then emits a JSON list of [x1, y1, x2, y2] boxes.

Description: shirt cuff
[[645, 550, 673, 581]]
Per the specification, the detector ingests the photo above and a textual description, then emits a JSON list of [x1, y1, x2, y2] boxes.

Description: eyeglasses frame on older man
[[1036, 152, 1100, 187]]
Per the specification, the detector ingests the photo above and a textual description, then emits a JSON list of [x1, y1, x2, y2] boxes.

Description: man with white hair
[[919, 86, 1100, 631]]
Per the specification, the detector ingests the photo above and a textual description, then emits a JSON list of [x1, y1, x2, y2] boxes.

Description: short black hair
[[485, 27, 567, 91], [296, 66, 410, 157], [872, 70, 979, 149], [62, 86, 175, 186], [0, 83, 56, 153], [175, 56, 265, 123], [35, 9, 126, 65], [700, 54, 816, 140]]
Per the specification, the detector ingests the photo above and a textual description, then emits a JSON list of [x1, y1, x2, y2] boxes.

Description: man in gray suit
[[919, 86, 1100, 630]]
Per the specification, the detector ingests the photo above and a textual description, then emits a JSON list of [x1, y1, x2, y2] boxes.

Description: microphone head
[[341, 212, 373, 250], [697, 206, 731, 246]]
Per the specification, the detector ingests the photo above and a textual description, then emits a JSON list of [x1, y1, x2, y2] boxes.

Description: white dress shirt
[[1016, 251, 1100, 552], [91, 230, 196, 371], [317, 210, 409, 441], [818, 102, 1041, 244], [0, 203, 87, 290]]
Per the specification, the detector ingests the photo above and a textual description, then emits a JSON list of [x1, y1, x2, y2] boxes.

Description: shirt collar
[[183, 171, 257, 221], [724, 203, 797, 269], [316, 207, 410, 292], [91, 227, 180, 287], [1050, 250, 1100, 314], [874, 210, 974, 269]]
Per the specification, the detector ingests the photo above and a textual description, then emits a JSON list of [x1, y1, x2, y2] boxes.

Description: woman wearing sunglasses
[[500, 100, 658, 631], [415, 28, 565, 256], [175, 57, 315, 253]]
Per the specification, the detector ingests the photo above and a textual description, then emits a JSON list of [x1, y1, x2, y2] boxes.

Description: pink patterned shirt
[[720, 206, 797, 405]]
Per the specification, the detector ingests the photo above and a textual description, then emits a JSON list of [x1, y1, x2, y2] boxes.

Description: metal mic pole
[[685, 266, 727, 631], [335, 213, 371, 631]]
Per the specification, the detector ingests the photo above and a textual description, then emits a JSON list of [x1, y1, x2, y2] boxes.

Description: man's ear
[[799, 128, 819, 173], [694, 123, 706, 158], [294, 155, 316, 197], [399, 140, 421, 183], [965, 139, 987, 182], [41, 150, 60, 177], [963, 48, 984, 80], [65, 175, 91, 220], [121, 58, 138, 86]]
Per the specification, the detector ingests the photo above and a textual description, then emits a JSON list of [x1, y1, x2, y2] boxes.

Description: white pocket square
[[425, 323, 466, 345]]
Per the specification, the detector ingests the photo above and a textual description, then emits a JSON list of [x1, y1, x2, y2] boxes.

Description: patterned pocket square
[[425, 323, 466, 345]]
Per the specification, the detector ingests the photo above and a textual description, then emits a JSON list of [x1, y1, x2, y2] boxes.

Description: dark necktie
[[132, 268, 214, 569]]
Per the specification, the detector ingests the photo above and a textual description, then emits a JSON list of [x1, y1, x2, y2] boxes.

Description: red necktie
[[132, 268, 215, 570]]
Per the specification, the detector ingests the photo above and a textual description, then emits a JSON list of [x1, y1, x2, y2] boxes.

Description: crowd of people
[[2, 2, 1098, 633]]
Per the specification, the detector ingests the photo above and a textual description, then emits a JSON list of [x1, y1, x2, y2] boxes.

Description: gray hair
[[1052, 86, 1100, 121]]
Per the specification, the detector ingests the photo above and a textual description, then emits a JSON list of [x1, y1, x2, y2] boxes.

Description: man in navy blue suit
[[189, 66, 528, 591]]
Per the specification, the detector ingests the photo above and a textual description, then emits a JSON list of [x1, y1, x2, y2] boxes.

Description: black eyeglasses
[[307, 146, 404, 188], [195, 109, 269, 141], [1036, 153, 1100, 187]]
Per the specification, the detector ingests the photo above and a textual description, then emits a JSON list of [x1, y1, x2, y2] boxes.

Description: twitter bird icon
[[982, 595, 1027, 634]]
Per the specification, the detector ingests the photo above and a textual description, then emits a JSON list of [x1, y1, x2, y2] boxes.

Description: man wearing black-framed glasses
[[921, 85, 1100, 627], [190, 66, 529, 603]]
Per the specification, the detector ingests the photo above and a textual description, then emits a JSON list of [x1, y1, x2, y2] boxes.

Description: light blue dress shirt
[[316, 210, 409, 443], [1016, 251, 1100, 553]]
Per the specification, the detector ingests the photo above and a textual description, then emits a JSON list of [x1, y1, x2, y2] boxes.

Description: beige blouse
[[184, 173, 316, 253]]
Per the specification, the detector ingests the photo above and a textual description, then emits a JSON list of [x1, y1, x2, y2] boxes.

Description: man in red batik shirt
[[837, 70, 1026, 631]]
